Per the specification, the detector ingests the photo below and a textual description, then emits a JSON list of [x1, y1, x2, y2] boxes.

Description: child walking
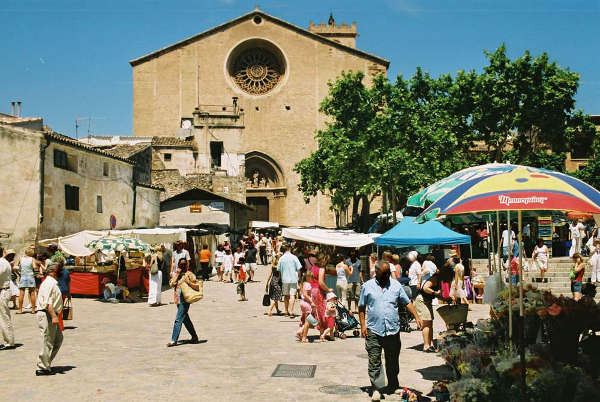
[[296, 272, 316, 342], [222, 249, 234, 283], [237, 256, 247, 301], [450, 263, 468, 305], [324, 292, 338, 341]]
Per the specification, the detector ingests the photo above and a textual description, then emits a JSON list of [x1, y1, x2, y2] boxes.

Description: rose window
[[231, 48, 283, 95]]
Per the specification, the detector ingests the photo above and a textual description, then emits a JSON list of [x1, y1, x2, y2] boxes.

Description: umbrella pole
[[116, 251, 121, 282], [507, 210, 513, 354], [518, 210, 526, 400], [488, 219, 495, 275], [496, 211, 502, 275]]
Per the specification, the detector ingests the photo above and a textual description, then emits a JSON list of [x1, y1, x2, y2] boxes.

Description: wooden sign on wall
[[190, 202, 202, 213]]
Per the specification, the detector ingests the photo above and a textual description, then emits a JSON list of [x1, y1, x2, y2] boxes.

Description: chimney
[[10, 101, 15, 116], [232, 96, 238, 113], [16, 101, 22, 117]]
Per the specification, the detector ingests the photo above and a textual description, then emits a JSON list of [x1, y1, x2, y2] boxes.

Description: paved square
[[0, 267, 489, 401]]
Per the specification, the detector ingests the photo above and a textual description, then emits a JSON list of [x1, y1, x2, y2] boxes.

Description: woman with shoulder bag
[[168, 259, 199, 347], [146, 247, 162, 307]]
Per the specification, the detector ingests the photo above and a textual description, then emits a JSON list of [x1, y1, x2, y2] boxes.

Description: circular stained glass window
[[231, 48, 283, 95]]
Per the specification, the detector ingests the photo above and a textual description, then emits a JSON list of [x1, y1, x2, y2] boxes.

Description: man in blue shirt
[[346, 250, 363, 313], [277, 245, 301, 317], [359, 261, 422, 401]]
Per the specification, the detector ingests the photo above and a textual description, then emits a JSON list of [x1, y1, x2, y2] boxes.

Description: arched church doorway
[[244, 151, 286, 223], [247, 197, 269, 222]]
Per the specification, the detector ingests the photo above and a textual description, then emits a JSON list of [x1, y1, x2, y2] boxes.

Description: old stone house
[[0, 120, 162, 252]]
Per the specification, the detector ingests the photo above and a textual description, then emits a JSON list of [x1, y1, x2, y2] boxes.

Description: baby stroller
[[333, 302, 360, 338], [398, 284, 413, 333]]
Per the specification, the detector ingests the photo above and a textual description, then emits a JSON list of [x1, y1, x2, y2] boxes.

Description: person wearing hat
[[101, 277, 120, 303], [35, 261, 64, 375], [0, 249, 16, 349], [324, 292, 338, 341]]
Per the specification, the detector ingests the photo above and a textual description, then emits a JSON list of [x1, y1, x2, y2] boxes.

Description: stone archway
[[244, 151, 286, 222]]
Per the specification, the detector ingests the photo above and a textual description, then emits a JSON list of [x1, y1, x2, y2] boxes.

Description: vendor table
[[70, 272, 114, 296], [70, 267, 148, 296]]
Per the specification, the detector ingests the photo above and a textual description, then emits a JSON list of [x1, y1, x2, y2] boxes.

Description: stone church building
[[130, 9, 388, 227]]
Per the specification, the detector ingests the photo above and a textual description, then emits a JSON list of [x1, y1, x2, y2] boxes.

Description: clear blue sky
[[1, 0, 598, 137]]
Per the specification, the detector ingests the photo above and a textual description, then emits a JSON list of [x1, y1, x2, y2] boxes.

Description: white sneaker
[[371, 390, 381, 401]]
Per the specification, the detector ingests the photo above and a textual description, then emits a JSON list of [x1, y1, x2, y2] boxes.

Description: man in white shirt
[[590, 239, 600, 283], [421, 255, 437, 283], [501, 225, 516, 261], [172, 241, 191, 276], [0, 249, 16, 349], [407, 251, 422, 299], [35, 262, 64, 376]]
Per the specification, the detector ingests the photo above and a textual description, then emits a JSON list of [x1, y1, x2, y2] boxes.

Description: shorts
[[299, 300, 312, 315], [346, 282, 361, 301], [236, 281, 245, 295], [245, 263, 257, 272], [414, 294, 434, 321], [326, 316, 335, 329], [571, 281, 582, 293], [282, 282, 297, 296]]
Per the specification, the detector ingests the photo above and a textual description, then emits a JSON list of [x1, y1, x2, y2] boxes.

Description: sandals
[[424, 347, 438, 353]]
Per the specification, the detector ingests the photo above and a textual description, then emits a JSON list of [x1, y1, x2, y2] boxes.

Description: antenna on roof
[[75, 116, 106, 141]]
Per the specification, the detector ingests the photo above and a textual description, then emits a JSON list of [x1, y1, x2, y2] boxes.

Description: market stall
[[375, 218, 471, 247]]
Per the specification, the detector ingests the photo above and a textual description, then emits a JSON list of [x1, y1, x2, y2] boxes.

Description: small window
[[54, 149, 67, 169], [103, 162, 109, 176], [210, 142, 223, 168], [164, 153, 172, 161], [96, 195, 103, 213], [65, 185, 79, 211]]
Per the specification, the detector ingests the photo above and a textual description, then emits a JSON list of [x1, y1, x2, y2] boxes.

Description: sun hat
[[326, 292, 337, 301], [449, 249, 458, 257], [408, 251, 418, 261], [4, 249, 16, 256]]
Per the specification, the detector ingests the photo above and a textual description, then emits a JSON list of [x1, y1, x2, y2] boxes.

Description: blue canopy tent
[[375, 218, 471, 246]]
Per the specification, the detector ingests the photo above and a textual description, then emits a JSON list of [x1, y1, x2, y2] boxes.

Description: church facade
[[130, 9, 388, 227]]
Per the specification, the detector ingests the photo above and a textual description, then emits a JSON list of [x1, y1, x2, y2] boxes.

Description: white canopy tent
[[250, 221, 280, 229], [39, 228, 191, 256], [281, 228, 378, 248]]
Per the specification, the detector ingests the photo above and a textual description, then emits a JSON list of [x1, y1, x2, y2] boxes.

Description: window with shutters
[[54, 149, 67, 169], [65, 185, 79, 211]]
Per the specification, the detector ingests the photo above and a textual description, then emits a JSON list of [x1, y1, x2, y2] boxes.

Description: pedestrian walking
[[590, 239, 600, 283], [277, 245, 301, 317], [146, 248, 162, 306], [198, 244, 211, 281], [245, 244, 258, 282], [214, 245, 225, 282], [160, 245, 172, 286], [265, 253, 282, 316], [35, 262, 64, 376], [0, 248, 16, 350], [571, 253, 585, 301], [17, 247, 39, 314], [258, 234, 268, 265], [359, 261, 422, 401], [56, 258, 70, 331], [334, 253, 352, 305], [167, 259, 199, 347], [345, 250, 363, 313]]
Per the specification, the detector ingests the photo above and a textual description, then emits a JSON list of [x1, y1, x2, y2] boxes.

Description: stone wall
[[0, 124, 43, 252]]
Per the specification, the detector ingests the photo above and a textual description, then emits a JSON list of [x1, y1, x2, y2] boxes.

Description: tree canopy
[[295, 45, 596, 230]]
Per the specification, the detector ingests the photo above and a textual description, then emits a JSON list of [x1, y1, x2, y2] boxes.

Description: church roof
[[129, 10, 389, 68]]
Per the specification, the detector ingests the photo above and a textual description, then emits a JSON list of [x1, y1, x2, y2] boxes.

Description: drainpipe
[[36, 136, 50, 248], [132, 183, 137, 226]]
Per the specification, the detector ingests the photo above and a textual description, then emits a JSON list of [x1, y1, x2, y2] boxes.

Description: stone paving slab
[[0, 266, 490, 401]]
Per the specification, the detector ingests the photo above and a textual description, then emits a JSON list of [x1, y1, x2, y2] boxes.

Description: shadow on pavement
[[53, 365, 76, 374], [172, 339, 208, 347], [416, 364, 453, 381], [63, 326, 78, 330], [1, 343, 24, 350]]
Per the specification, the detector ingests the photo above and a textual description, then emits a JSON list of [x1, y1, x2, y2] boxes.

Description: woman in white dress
[[146, 248, 162, 306], [532, 238, 549, 283]]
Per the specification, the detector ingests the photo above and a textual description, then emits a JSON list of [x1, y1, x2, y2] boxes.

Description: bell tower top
[[308, 14, 358, 48]]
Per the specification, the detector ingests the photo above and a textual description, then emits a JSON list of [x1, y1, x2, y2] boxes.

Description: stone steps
[[472, 258, 599, 299]]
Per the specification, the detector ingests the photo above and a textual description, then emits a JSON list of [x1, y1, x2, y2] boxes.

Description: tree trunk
[[391, 187, 397, 225], [359, 194, 371, 233], [352, 194, 360, 228]]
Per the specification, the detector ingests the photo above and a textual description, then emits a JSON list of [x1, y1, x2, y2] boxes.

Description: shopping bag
[[180, 278, 203, 303], [262, 293, 270, 307], [62, 298, 73, 320]]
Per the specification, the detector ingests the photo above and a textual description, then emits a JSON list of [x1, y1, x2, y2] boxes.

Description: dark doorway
[[247, 197, 269, 221], [210, 141, 223, 168]]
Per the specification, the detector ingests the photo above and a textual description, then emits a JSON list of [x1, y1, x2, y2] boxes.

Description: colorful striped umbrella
[[86, 235, 150, 253], [416, 164, 600, 221]]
